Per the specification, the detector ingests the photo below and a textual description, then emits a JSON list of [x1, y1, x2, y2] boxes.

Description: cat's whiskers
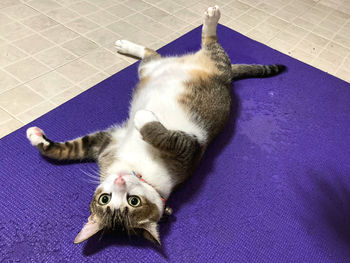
[[79, 169, 101, 184]]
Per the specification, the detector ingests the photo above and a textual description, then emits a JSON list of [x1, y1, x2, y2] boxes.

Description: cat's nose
[[114, 176, 125, 186]]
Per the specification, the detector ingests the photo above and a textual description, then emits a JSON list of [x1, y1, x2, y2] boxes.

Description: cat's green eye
[[98, 194, 111, 205], [128, 196, 141, 207]]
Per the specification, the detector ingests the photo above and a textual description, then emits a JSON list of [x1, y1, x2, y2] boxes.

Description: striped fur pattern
[[26, 5, 286, 245], [231, 64, 286, 79]]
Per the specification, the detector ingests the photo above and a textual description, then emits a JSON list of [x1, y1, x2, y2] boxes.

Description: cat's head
[[74, 171, 165, 245]]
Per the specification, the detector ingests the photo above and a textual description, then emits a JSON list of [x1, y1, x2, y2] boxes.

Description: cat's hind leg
[[202, 5, 220, 43], [115, 39, 161, 79], [115, 40, 160, 61], [201, 6, 232, 82], [26, 127, 111, 161]]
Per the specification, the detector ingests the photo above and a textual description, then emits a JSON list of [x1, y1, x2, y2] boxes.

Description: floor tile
[[336, 68, 350, 83], [326, 41, 350, 56], [68, 1, 99, 15], [318, 49, 344, 67], [123, 0, 152, 11], [16, 100, 56, 123], [50, 86, 84, 105], [172, 8, 202, 24], [0, 13, 14, 25], [27, 0, 61, 12], [104, 60, 131, 75], [62, 36, 98, 57], [0, 22, 34, 41], [157, 1, 183, 13], [27, 71, 73, 98], [56, 59, 97, 82], [0, 44, 28, 67], [86, 10, 119, 26], [22, 14, 58, 31], [86, 0, 119, 8], [143, 6, 169, 20], [1, 4, 39, 20], [65, 17, 99, 34], [4, 58, 50, 82], [85, 27, 121, 46], [238, 13, 263, 27], [81, 48, 124, 70], [0, 108, 12, 124], [46, 7, 80, 23], [156, 15, 189, 31], [0, 85, 44, 115], [0, 118, 23, 139], [0, 0, 21, 9], [268, 37, 294, 54], [265, 16, 290, 28], [107, 20, 139, 36], [35, 46, 77, 68], [225, 19, 253, 35], [290, 48, 315, 64], [12, 34, 54, 55], [79, 72, 109, 90], [54, 0, 81, 6], [312, 57, 337, 74], [246, 8, 269, 20], [0, 69, 20, 93], [333, 34, 350, 48], [106, 4, 136, 18], [41, 25, 79, 44]]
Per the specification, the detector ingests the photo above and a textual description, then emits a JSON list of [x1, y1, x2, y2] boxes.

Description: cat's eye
[[98, 194, 111, 205], [128, 196, 141, 207]]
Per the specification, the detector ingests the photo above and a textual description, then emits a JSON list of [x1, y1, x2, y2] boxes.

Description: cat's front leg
[[134, 110, 200, 158], [26, 127, 111, 161]]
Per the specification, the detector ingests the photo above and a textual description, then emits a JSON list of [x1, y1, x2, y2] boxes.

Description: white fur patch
[[130, 58, 208, 143], [134, 109, 159, 131], [26, 127, 49, 146], [115, 40, 145, 58]]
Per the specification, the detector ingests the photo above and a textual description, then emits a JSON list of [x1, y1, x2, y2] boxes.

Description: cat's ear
[[142, 222, 161, 246], [74, 215, 102, 244]]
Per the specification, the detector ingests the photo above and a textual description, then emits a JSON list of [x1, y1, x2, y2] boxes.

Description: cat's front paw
[[134, 110, 159, 131], [26, 127, 49, 147]]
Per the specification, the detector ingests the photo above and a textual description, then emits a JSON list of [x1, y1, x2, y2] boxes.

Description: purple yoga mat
[[1, 25, 350, 262]]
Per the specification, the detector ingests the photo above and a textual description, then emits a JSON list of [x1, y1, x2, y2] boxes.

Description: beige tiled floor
[[0, 0, 350, 138]]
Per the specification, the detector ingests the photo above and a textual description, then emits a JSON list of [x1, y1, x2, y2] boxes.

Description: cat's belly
[[130, 62, 208, 143]]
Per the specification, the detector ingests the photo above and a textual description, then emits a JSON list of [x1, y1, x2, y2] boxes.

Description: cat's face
[[74, 172, 164, 244]]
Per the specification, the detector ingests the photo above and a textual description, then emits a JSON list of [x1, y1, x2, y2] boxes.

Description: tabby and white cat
[[26, 6, 285, 245]]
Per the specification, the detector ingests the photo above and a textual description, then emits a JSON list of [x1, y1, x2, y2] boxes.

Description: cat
[[26, 5, 285, 245]]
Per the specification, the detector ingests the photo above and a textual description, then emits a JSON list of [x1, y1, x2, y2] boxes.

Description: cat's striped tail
[[231, 64, 286, 80]]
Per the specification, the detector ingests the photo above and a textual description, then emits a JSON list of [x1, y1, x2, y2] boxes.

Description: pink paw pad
[[26, 127, 48, 146]]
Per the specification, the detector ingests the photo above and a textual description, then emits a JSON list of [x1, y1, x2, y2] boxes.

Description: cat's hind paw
[[26, 127, 49, 147], [134, 110, 159, 131], [115, 40, 145, 58], [202, 6, 220, 37], [203, 5, 221, 25]]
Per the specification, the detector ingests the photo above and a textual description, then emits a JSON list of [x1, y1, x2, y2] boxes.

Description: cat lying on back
[[26, 5, 285, 245]]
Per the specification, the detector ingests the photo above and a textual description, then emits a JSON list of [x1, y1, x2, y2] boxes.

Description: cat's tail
[[231, 64, 286, 80]]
